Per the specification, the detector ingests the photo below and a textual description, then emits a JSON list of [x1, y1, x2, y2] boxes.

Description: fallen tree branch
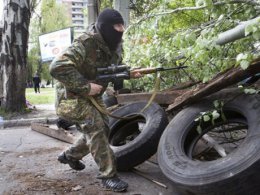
[[166, 59, 260, 112], [216, 16, 260, 45]]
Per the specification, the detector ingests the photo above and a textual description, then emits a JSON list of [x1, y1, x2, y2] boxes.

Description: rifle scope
[[97, 65, 130, 74]]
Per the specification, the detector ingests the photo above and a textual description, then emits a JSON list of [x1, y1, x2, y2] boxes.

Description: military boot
[[101, 176, 128, 192], [57, 152, 85, 171]]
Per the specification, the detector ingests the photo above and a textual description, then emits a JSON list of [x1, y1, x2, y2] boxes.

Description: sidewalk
[[2, 104, 58, 128]]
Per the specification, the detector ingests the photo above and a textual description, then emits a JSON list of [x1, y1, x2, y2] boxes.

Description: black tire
[[158, 91, 260, 195], [109, 101, 168, 171]]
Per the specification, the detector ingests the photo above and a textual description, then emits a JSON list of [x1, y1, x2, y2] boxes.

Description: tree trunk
[[113, 0, 130, 27], [0, 0, 31, 111]]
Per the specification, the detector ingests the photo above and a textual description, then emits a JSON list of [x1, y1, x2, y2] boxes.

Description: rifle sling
[[140, 72, 161, 113], [88, 73, 161, 120], [88, 96, 130, 119]]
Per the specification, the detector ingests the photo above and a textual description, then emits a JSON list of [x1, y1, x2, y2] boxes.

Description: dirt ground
[[0, 104, 180, 195]]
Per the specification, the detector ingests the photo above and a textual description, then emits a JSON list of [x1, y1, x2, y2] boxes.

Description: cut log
[[166, 60, 260, 112], [31, 122, 77, 144]]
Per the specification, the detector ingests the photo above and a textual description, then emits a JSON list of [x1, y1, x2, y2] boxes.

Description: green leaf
[[197, 125, 202, 134], [245, 24, 254, 36], [202, 76, 210, 83], [221, 110, 227, 122], [244, 88, 257, 94], [213, 100, 220, 108], [194, 117, 201, 122], [203, 115, 211, 122], [205, 0, 213, 7], [240, 60, 250, 70], [252, 31, 260, 40], [196, 0, 205, 7], [245, 23, 259, 36], [212, 110, 220, 120], [217, 14, 224, 22], [236, 53, 248, 62]]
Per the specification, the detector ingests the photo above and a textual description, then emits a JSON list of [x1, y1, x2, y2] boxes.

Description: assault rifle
[[97, 64, 187, 81], [96, 64, 187, 90]]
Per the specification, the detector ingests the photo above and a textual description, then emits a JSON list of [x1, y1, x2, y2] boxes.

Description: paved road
[[0, 126, 181, 195]]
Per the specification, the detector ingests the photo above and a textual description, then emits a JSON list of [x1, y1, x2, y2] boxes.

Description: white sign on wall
[[39, 28, 73, 62]]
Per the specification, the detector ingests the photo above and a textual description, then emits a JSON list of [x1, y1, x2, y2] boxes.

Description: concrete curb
[[1, 117, 58, 129]]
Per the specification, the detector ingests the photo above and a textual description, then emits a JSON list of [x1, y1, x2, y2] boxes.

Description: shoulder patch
[[75, 32, 94, 42]]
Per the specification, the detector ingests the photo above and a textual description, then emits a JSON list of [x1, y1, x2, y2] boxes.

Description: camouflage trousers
[[57, 96, 116, 178]]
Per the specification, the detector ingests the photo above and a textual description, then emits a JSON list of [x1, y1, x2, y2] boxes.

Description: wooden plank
[[31, 122, 77, 144], [117, 90, 184, 105]]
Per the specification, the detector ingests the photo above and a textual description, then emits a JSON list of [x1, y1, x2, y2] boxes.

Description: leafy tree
[[40, 0, 71, 33], [99, 0, 113, 10], [123, 0, 260, 91], [27, 0, 71, 86]]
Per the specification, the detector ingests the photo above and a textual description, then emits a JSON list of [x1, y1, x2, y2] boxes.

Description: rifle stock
[[130, 68, 158, 78], [130, 66, 188, 78]]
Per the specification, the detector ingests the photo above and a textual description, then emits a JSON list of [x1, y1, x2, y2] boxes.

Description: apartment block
[[57, 0, 88, 35]]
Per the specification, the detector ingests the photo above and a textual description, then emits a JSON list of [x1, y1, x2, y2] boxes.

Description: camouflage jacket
[[49, 25, 123, 100]]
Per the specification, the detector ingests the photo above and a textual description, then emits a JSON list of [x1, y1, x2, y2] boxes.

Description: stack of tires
[[109, 90, 260, 194]]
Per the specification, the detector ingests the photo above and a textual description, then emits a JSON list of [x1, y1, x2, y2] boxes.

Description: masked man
[[49, 8, 139, 192]]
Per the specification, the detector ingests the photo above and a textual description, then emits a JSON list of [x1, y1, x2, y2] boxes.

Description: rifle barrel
[[157, 66, 188, 71]]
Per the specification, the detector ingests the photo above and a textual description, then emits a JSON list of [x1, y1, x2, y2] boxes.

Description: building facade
[[57, 0, 88, 35]]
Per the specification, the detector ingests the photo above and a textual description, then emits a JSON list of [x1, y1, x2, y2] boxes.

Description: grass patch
[[26, 87, 55, 105], [0, 88, 54, 119]]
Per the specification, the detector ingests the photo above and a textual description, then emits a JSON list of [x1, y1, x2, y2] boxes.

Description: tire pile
[[109, 90, 260, 195]]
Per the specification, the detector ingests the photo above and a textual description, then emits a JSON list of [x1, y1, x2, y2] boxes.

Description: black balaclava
[[96, 8, 124, 51]]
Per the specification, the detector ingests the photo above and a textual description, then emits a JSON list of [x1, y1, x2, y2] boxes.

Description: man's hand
[[130, 70, 143, 79], [88, 83, 103, 96]]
